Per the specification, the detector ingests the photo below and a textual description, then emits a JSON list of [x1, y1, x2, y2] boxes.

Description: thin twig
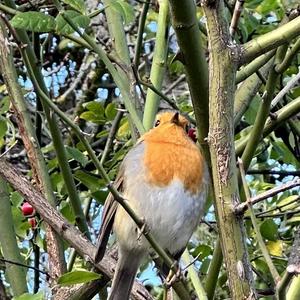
[[229, 0, 245, 38], [238, 158, 281, 284], [0, 141, 18, 158], [0, 258, 49, 277], [134, 0, 150, 68], [236, 179, 300, 213], [100, 110, 124, 164], [247, 169, 300, 176], [271, 70, 300, 108]]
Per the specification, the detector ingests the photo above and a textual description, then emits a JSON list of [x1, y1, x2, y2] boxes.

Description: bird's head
[[154, 111, 189, 131], [143, 111, 192, 145]]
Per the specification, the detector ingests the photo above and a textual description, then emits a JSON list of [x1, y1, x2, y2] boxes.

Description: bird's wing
[[94, 169, 124, 263], [94, 139, 145, 263]]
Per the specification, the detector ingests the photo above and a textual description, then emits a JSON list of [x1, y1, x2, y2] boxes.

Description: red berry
[[21, 202, 34, 216], [28, 218, 37, 229], [188, 128, 197, 143]]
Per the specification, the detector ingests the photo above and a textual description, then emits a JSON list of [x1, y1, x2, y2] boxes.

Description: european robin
[[95, 111, 208, 300]]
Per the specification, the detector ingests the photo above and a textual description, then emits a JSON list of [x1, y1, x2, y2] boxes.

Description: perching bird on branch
[[95, 111, 208, 300]]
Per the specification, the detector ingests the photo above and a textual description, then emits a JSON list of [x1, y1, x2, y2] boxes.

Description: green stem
[[0, 3, 17, 14], [241, 66, 279, 170], [168, 0, 209, 146], [142, 0, 170, 131], [0, 178, 28, 296], [205, 239, 223, 300], [236, 97, 300, 158], [236, 50, 275, 84], [182, 250, 208, 300], [134, 0, 150, 68], [234, 59, 274, 128], [242, 16, 300, 65], [286, 274, 300, 300], [276, 271, 294, 300], [238, 159, 281, 284], [55, 2, 145, 134], [276, 38, 300, 73]]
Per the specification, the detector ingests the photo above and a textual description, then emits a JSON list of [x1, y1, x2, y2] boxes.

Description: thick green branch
[[203, 0, 255, 298], [56, 5, 145, 134], [143, 0, 169, 130], [0, 178, 27, 296], [236, 50, 275, 84], [241, 16, 300, 65], [234, 59, 274, 127], [168, 0, 209, 145], [236, 96, 300, 157]]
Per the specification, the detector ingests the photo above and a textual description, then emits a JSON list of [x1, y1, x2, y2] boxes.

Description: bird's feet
[[165, 261, 182, 288]]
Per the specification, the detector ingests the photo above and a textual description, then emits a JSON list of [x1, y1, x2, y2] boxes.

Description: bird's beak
[[171, 112, 179, 125]]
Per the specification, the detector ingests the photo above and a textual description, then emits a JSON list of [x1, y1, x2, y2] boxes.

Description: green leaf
[[266, 240, 283, 256], [278, 195, 299, 211], [66, 146, 88, 167], [0, 95, 10, 114], [96, 130, 109, 139], [0, 116, 7, 139], [111, 0, 135, 25], [191, 244, 212, 260], [10, 191, 23, 207], [80, 111, 106, 124], [55, 10, 90, 35], [74, 170, 103, 192], [60, 202, 75, 223], [92, 190, 109, 205], [62, 0, 86, 14], [13, 292, 44, 300], [260, 219, 278, 241], [84, 101, 105, 115], [105, 103, 117, 121], [58, 269, 101, 286], [11, 12, 55, 32]]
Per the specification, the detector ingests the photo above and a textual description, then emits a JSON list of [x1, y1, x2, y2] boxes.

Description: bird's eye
[[155, 120, 160, 127], [185, 124, 190, 133]]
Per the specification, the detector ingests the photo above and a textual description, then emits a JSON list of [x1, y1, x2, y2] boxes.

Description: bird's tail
[[108, 252, 141, 300]]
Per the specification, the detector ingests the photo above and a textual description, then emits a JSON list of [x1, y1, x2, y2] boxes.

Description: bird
[[95, 111, 208, 300]]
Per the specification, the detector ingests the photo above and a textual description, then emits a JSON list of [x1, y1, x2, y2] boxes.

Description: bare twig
[[236, 179, 300, 214], [229, 0, 245, 38], [247, 169, 300, 177], [0, 258, 49, 277], [271, 70, 300, 108]]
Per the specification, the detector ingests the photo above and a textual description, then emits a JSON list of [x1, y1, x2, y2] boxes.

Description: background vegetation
[[0, 0, 300, 299]]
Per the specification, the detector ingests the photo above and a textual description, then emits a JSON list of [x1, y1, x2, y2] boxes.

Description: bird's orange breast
[[142, 125, 204, 195]]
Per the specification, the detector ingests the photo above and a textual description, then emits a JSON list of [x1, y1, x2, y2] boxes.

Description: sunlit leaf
[[62, 0, 86, 14], [58, 269, 101, 286], [55, 10, 90, 35], [266, 240, 283, 256], [11, 12, 55, 32]]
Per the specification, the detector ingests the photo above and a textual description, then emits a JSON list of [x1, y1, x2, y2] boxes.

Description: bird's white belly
[[116, 178, 206, 255]]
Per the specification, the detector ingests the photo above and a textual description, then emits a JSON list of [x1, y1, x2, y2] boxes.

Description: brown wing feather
[[94, 170, 124, 263]]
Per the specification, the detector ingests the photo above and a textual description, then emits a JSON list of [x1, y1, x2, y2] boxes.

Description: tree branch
[[0, 159, 153, 300], [235, 179, 300, 214], [241, 16, 300, 65]]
